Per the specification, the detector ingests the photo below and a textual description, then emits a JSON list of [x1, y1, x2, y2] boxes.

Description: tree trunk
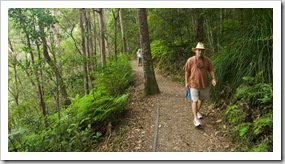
[[86, 9, 94, 88], [105, 32, 110, 58], [86, 9, 93, 69], [98, 8, 106, 67], [196, 14, 204, 42], [80, 8, 90, 95], [51, 9, 60, 45], [39, 25, 71, 106], [48, 12, 62, 116], [112, 9, 119, 63], [35, 38, 49, 120], [8, 38, 20, 106], [119, 8, 127, 54], [137, 8, 160, 96], [92, 9, 97, 75], [83, 8, 93, 90], [26, 33, 48, 127]]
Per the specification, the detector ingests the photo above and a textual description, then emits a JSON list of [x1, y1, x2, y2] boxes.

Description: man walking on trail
[[137, 48, 143, 66], [183, 42, 217, 127]]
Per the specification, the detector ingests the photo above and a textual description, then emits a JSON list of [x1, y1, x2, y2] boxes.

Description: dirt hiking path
[[95, 59, 234, 152]]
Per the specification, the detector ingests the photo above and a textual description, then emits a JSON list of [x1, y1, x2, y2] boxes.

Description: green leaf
[[239, 122, 251, 137]]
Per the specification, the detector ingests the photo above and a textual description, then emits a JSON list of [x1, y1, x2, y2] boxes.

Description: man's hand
[[212, 79, 217, 86], [185, 83, 190, 88]]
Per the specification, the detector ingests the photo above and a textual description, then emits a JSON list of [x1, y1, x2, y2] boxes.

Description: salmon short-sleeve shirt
[[184, 56, 214, 89]]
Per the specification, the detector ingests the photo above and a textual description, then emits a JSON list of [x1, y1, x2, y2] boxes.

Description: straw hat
[[192, 42, 205, 52]]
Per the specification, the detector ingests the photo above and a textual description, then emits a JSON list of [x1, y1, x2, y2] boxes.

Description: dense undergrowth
[[222, 72, 273, 151], [8, 54, 135, 152]]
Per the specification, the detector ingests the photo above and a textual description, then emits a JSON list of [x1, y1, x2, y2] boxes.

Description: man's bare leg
[[192, 101, 198, 119], [197, 100, 203, 113]]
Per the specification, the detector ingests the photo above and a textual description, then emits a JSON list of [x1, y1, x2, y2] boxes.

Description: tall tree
[[96, 8, 107, 67], [119, 8, 127, 54], [37, 9, 71, 106], [137, 8, 160, 96], [49, 9, 61, 120], [111, 9, 119, 63], [33, 29, 49, 127], [80, 8, 90, 94], [8, 38, 20, 106], [92, 9, 98, 72], [85, 9, 94, 88]]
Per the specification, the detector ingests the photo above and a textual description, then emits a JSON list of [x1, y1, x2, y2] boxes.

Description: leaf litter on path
[[93, 59, 234, 153]]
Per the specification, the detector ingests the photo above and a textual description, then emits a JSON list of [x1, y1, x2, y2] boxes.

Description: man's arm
[[185, 71, 190, 88], [210, 71, 215, 79], [210, 70, 217, 86]]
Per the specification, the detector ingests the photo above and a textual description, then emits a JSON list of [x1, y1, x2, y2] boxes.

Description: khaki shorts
[[190, 87, 210, 102]]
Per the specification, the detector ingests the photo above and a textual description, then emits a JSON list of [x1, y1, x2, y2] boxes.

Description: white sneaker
[[197, 112, 203, 119], [193, 118, 201, 127]]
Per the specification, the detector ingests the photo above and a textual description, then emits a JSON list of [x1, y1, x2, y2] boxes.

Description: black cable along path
[[152, 104, 160, 152]]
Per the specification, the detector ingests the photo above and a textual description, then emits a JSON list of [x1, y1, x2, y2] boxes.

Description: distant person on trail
[[183, 42, 217, 127], [137, 48, 142, 66]]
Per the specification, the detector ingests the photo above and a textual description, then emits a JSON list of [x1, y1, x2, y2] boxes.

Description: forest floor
[[94, 59, 235, 153]]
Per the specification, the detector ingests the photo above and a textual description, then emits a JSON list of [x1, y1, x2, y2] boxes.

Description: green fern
[[253, 112, 272, 135], [222, 71, 273, 152], [224, 105, 246, 125], [239, 122, 251, 137], [251, 142, 269, 152], [234, 86, 251, 100]]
